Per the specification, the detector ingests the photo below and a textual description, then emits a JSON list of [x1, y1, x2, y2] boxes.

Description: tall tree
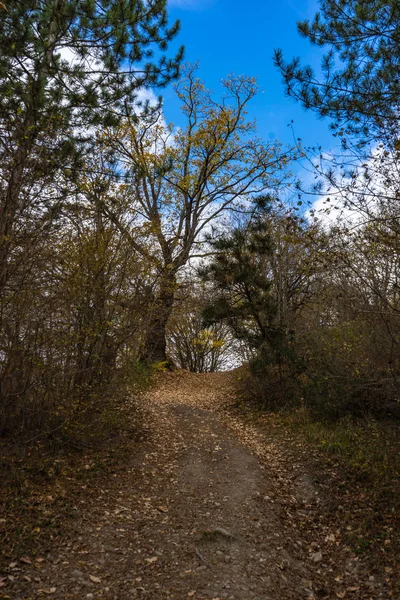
[[274, 0, 400, 144], [0, 0, 182, 294], [102, 65, 293, 363]]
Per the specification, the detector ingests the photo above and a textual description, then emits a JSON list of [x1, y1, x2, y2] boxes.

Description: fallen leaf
[[89, 575, 101, 583], [310, 551, 323, 562]]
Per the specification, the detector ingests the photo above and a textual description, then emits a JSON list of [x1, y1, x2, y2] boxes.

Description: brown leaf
[[310, 551, 323, 562]]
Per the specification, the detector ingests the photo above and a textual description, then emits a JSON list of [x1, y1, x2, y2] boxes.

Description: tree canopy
[[274, 0, 400, 144]]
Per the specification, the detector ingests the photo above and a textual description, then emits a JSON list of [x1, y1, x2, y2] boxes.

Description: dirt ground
[[1, 371, 391, 599]]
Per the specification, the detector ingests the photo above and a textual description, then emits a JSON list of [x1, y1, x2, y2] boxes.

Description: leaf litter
[[0, 370, 396, 599]]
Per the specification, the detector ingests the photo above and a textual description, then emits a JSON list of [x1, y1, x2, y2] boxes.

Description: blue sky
[[161, 0, 337, 170]]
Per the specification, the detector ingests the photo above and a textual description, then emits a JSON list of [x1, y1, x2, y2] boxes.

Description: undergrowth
[[0, 365, 153, 565], [285, 408, 399, 551], [234, 368, 399, 571]]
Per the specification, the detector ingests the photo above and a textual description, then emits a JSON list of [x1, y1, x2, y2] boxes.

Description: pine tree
[[0, 0, 183, 292], [199, 198, 282, 354], [274, 0, 400, 143]]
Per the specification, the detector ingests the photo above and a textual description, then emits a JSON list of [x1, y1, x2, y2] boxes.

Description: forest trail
[[5, 371, 384, 600]]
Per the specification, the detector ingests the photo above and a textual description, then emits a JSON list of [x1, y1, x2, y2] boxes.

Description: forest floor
[[1, 370, 398, 599]]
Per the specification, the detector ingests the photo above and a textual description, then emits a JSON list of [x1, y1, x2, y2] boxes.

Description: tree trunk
[[142, 271, 176, 364]]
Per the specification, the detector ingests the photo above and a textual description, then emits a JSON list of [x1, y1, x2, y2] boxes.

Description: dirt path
[[4, 372, 386, 599]]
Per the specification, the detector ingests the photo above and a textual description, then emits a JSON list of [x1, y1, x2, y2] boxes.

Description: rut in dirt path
[[5, 371, 384, 600]]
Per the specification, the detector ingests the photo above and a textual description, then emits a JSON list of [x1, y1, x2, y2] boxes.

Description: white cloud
[[134, 88, 160, 106], [303, 144, 396, 230], [58, 46, 77, 65], [306, 194, 364, 229]]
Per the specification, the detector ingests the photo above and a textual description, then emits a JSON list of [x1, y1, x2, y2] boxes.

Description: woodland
[[0, 0, 399, 596]]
